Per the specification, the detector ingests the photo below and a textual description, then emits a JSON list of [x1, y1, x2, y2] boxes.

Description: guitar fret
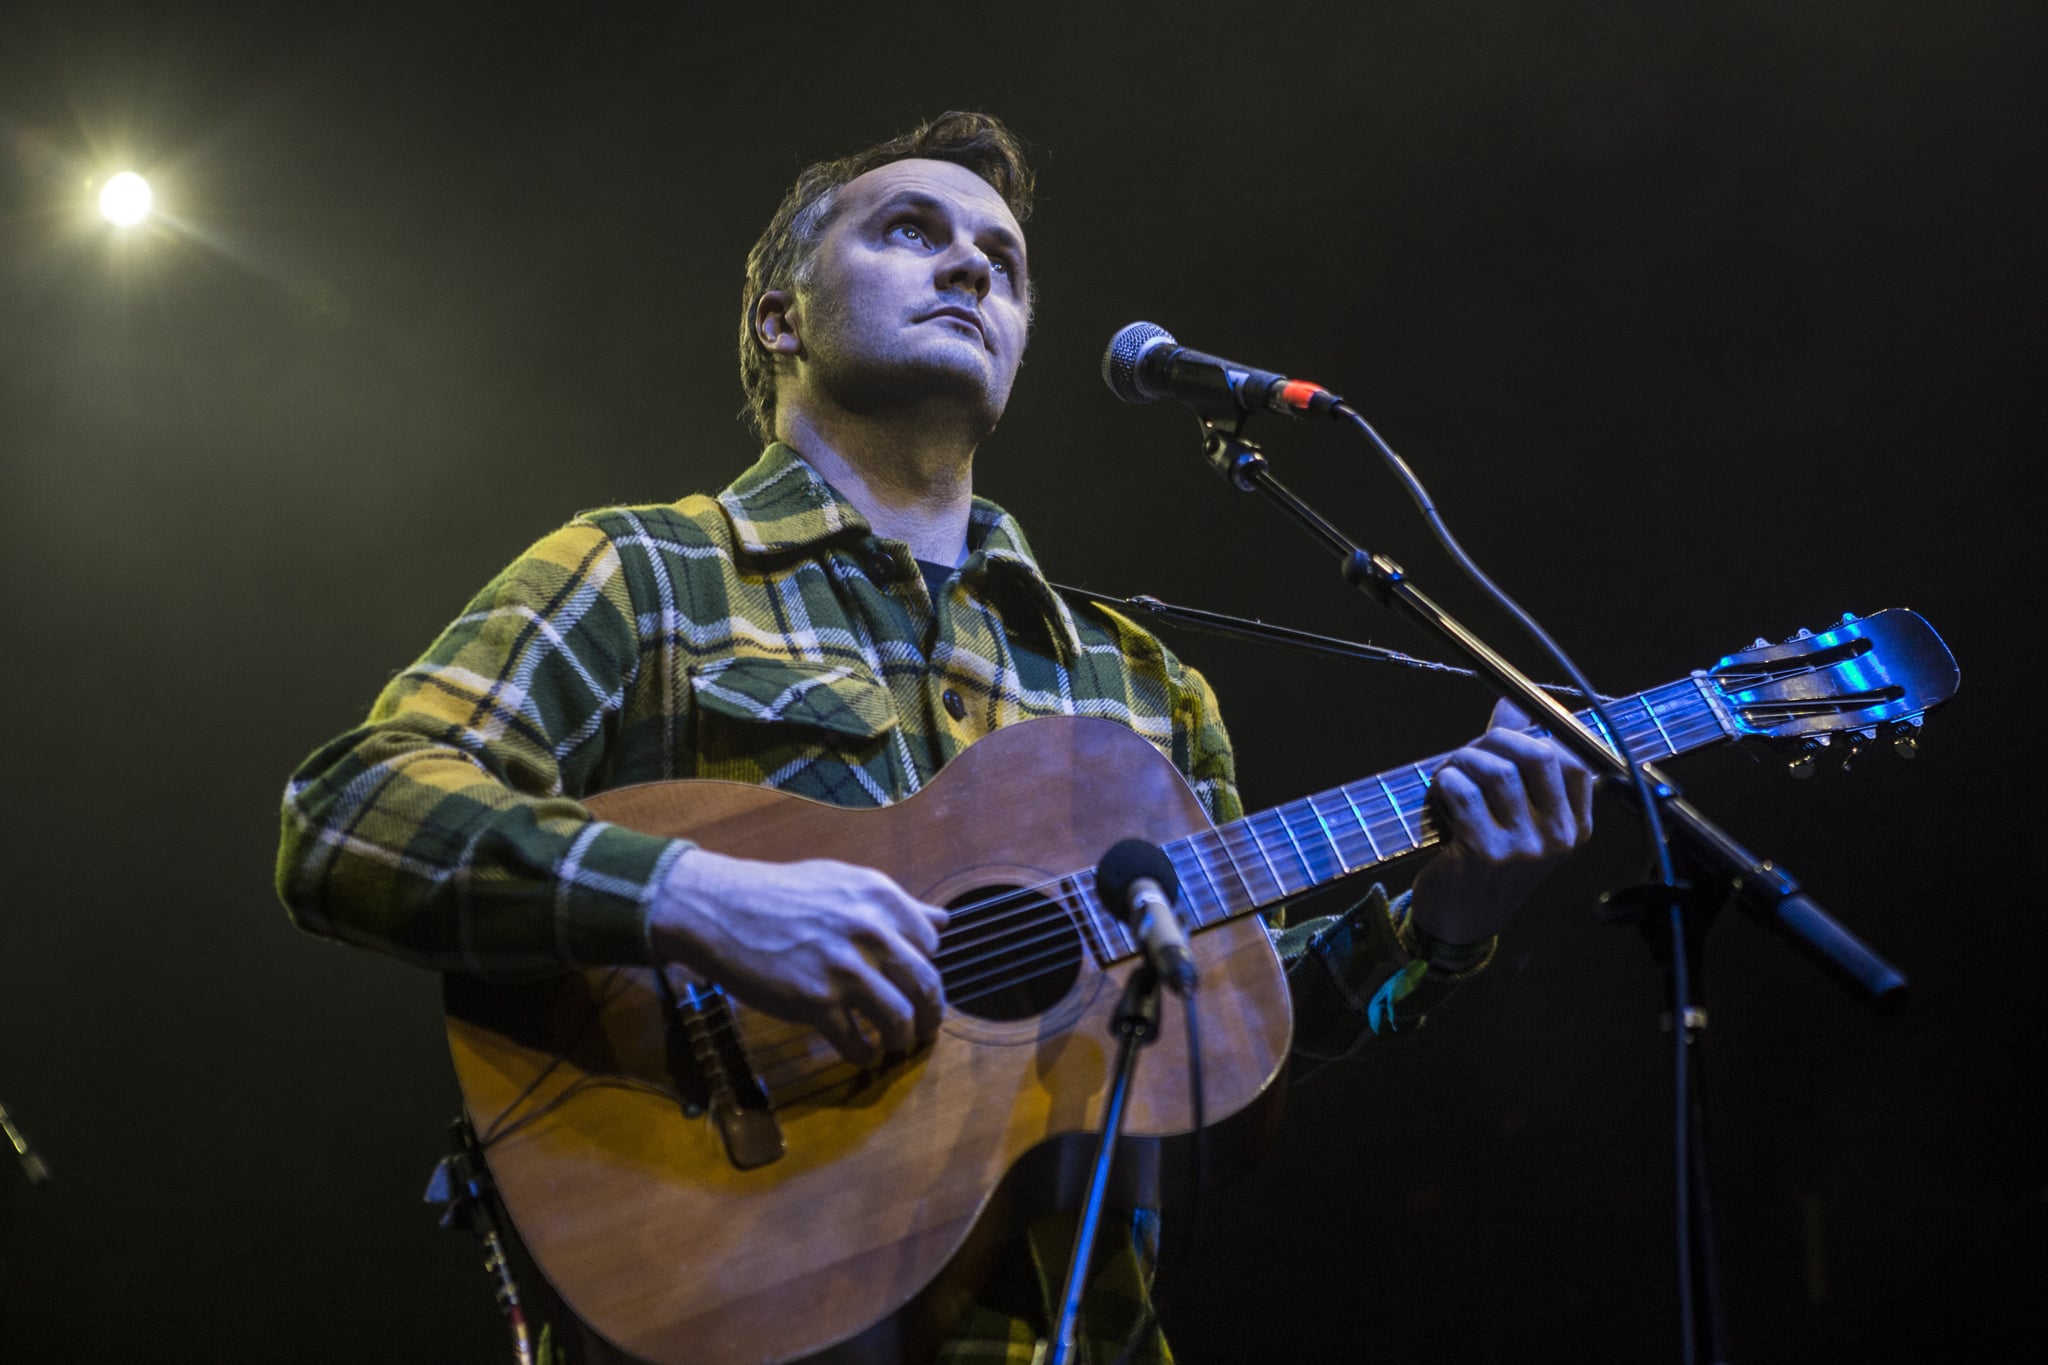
[[1169, 840, 1226, 927], [1688, 671, 1743, 739], [1303, 794, 1357, 876], [1377, 775, 1419, 844], [1283, 800, 1345, 884], [1072, 873, 1133, 961], [1207, 822, 1269, 911], [1339, 785, 1385, 862], [1190, 828, 1249, 917], [1268, 806, 1317, 889], [1638, 692, 1678, 757], [1242, 813, 1294, 897], [1609, 707, 1657, 753], [1665, 708, 1719, 749], [1582, 708, 1621, 759], [1656, 684, 1723, 751]]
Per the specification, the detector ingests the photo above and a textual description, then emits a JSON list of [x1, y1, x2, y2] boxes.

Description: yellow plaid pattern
[[277, 444, 1240, 975]]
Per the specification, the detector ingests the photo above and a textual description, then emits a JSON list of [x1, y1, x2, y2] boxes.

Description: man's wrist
[[1392, 896, 1497, 979], [641, 841, 700, 966]]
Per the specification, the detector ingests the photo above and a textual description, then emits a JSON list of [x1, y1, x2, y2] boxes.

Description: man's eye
[[892, 223, 927, 245]]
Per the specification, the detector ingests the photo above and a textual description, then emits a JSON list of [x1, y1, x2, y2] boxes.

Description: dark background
[[2, 2, 2040, 1360]]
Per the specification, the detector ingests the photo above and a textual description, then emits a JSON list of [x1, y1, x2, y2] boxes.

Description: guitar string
[[698, 794, 1435, 1071], [823, 686, 1712, 999], [509, 695, 1728, 1112], [477, 679, 1830, 1137], [750, 696, 1723, 1014], [759, 692, 1715, 977], [509, 687, 1719, 1116], [485, 683, 1694, 1120], [849, 691, 1715, 1000], [702, 705, 1734, 1081], [499, 699, 1725, 1127], [499, 662, 1916, 1133], [663, 699, 1727, 1076]]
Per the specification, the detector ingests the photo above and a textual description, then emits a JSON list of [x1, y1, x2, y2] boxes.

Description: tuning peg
[[1751, 637, 1769, 649], [1784, 626, 1815, 643], [1788, 735, 1827, 778], [1839, 611, 1860, 625], [1840, 727, 1877, 772], [1888, 718, 1922, 759]]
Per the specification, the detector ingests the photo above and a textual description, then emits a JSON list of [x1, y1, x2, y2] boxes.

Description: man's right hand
[[645, 848, 950, 1067]]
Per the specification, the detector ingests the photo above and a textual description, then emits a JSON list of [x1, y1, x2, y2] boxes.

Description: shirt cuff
[[1391, 896, 1499, 981], [547, 820, 697, 967]]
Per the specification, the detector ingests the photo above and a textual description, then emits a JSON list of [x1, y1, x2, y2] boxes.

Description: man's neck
[[776, 407, 977, 566]]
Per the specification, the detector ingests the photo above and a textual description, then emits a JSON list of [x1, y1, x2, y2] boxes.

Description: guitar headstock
[[1705, 609, 1959, 776]]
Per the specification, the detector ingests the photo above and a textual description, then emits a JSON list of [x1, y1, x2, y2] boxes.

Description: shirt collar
[[716, 443, 871, 554], [718, 444, 1087, 660]]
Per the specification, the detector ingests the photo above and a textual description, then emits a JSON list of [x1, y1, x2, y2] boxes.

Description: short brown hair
[[737, 111, 1036, 442]]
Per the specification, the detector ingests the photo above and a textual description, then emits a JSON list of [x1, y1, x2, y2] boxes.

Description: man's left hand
[[1408, 699, 1596, 948]]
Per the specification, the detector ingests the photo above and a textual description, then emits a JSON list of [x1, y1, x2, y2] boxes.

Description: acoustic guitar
[[444, 609, 1957, 1364]]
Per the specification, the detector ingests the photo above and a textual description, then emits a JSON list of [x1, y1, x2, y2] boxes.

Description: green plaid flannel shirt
[[278, 443, 1485, 1363]]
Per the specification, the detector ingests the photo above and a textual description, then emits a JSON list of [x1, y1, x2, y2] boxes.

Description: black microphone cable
[[1104, 319, 1709, 1361], [1331, 401, 1707, 1365]]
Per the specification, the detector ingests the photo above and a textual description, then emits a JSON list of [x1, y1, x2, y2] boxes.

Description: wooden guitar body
[[445, 717, 1293, 1364]]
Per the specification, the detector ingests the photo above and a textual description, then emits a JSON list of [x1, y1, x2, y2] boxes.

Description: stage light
[[98, 171, 153, 227]]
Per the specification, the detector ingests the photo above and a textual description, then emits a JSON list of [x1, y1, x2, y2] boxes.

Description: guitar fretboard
[[1080, 674, 1734, 961]]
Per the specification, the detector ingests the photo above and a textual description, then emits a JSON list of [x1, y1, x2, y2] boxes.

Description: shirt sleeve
[[274, 518, 690, 976], [1161, 653, 1495, 1074]]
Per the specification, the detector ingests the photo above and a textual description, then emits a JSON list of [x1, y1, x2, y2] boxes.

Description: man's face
[[785, 157, 1031, 433]]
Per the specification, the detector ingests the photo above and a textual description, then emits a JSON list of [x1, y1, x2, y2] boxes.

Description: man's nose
[[938, 244, 992, 300]]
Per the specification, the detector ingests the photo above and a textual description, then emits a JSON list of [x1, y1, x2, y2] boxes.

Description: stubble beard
[[802, 298, 1007, 448]]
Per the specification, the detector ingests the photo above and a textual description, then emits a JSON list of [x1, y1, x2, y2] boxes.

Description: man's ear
[[754, 290, 802, 356]]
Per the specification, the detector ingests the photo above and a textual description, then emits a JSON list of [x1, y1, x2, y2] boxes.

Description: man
[[278, 112, 1592, 1363]]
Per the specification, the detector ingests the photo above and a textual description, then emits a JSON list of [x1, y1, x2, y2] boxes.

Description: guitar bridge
[[663, 977, 785, 1171]]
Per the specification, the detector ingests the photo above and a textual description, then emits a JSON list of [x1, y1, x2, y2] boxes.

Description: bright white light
[[99, 171, 153, 227]]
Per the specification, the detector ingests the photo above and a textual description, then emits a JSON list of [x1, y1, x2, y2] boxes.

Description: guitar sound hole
[[940, 884, 1082, 1022]]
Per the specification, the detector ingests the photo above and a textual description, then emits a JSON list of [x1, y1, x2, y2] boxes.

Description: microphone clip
[[1113, 963, 1165, 1042], [1201, 412, 1270, 493]]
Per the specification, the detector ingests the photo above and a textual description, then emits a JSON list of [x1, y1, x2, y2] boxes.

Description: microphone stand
[[1188, 409, 1907, 1365], [1043, 964, 1163, 1365]]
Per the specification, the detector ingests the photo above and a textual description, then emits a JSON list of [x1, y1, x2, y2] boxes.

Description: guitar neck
[[1084, 674, 1735, 955]]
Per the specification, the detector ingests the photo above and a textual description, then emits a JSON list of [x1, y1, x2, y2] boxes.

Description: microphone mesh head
[[1101, 321, 1174, 403], [1096, 837, 1181, 907]]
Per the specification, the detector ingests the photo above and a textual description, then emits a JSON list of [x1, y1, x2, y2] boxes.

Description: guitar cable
[[426, 1118, 537, 1365], [470, 969, 683, 1151], [443, 972, 685, 1364]]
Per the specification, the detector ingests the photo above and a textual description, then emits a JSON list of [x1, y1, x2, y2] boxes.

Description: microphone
[[1101, 321, 1346, 419], [1095, 838, 1196, 994]]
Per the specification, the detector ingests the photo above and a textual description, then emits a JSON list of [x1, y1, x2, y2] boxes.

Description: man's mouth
[[920, 306, 988, 345]]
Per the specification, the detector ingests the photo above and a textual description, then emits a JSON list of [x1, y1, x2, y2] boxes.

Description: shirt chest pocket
[[685, 656, 901, 792]]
